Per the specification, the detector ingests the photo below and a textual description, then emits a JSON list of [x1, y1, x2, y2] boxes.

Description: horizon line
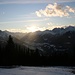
[[0, 25, 75, 33]]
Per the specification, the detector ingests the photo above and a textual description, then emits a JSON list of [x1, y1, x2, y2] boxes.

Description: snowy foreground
[[0, 66, 75, 75]]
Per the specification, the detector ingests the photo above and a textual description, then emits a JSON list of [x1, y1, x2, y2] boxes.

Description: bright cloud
[[47, 22, 54, 25], [26, 26, 40, 32], [6, 26, 47, 33], [36, 3, 75, 17], [6, 29, 27, 33]]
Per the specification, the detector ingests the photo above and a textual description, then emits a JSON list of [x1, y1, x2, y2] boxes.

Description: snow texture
[[0, 66, 75, 75]]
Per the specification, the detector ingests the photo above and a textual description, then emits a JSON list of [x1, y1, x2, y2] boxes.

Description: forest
[[0, 35, 75, 66]]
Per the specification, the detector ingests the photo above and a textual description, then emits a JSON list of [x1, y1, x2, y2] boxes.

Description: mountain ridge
[[0, 25, 75, 53]]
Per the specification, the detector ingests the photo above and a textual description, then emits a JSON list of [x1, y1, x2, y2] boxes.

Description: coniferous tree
[[5, 35, 15, 65]]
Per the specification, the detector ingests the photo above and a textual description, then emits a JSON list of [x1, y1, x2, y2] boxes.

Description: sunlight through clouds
[[6, 26, 47, 33], [26, 25, 45, 32], [26, 26, 40, 32]]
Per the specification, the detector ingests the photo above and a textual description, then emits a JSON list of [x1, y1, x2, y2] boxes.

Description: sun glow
[[27, 26, 39, 32]]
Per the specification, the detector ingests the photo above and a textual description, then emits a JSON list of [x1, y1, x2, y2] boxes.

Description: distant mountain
[[0, 26, 75, 55], [0, 26, 75, 66], [20, 26, 75, 55], [0, 30, 8, 44], [21, 26, 75, 43], [0, 30, 23, 47], [52, 26, 75, 35], [4, 30, 25, 39]]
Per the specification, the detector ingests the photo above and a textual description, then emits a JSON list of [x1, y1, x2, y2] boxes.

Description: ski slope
[[0, 66, 75, 75]]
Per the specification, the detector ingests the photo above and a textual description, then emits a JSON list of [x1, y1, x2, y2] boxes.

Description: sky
[[0, 0, 75, 33]]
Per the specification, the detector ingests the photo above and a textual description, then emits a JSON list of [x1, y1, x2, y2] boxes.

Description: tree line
[[0, 35, 75, 66]]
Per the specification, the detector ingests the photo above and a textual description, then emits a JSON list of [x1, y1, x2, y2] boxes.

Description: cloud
[[6, 26, 47, 33], [47, 22, 54, 25], [66, 6, 75, 13], [36, 11, 42, 17], [36, 3, 75, 17], [6, 24, 75, 33], [0, 18, 48, 24], [6, 28, 27, 33], [0, 0, 75, 4]]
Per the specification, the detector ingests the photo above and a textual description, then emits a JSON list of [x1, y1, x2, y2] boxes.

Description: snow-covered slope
[[0, 66, 74, 75]]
